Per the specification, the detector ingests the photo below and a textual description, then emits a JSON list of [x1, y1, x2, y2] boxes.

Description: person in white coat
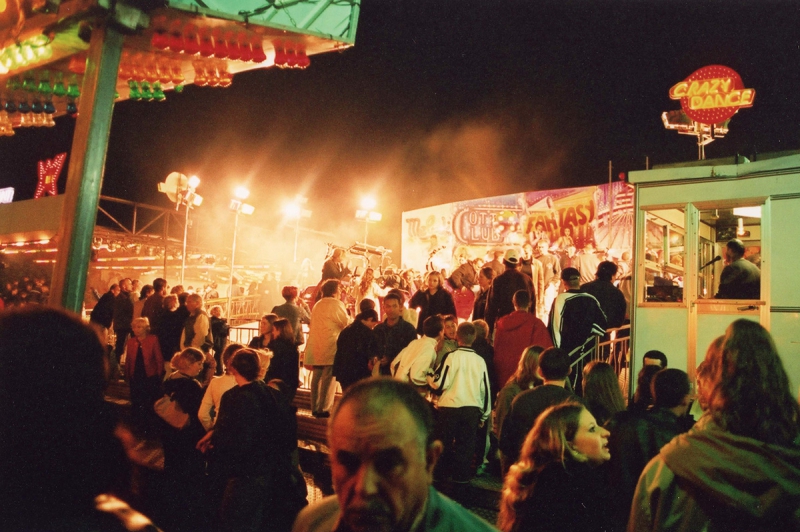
[[304, 280, 350, 417]]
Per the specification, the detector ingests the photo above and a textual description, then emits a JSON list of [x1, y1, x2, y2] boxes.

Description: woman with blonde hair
[[494, 345, 545, 442], [160, 347, 207, 531], [409, 270, 456, 336], [499, 401, 611, 532], [125, 317, 164, 429]]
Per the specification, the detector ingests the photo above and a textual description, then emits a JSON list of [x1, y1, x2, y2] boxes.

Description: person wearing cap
[[548, 267, 607, 392], [484, 248, 534, 337]]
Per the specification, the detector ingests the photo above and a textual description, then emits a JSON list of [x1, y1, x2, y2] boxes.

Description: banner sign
[[669, 65, 755, 125], [402, 182, 634, 273]]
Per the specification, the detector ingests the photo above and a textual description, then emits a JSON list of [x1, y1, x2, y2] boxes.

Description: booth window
[[643, 208, 685, 302], [697, 206, 762, 300]]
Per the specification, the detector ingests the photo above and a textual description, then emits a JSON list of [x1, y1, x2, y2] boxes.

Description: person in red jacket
[[125, 317, 164, 429], [493, 289, 552, 388]]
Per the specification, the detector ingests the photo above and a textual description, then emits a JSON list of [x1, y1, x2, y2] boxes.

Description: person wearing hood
[[628, 319, 800, 532], [493, 289, 552, 388]]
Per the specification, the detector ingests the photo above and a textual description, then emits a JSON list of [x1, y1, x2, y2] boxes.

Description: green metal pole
[[50, 21, 124, 312]]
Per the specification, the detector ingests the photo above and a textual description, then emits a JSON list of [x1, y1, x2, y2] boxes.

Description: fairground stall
[[629, 65, 799, 395], [0, 0, 360, 312], [629, 151, 800, 396]]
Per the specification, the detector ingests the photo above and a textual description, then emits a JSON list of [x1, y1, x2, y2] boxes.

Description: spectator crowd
[[1, 240, 798, 532]]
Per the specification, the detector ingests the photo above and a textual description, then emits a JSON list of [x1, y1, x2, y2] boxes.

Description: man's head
[[109, 283, 120, 297], [229, 348, 261, 382], [421, 315, 444, 339], [328, 378, 442, 532], [281, 285, 298, 302], [503, 248, 520, 269], [119, 278, 132, 292], [478, 266, 495, 290], [652, 368, 691, 414], [455, 321, 476, 347], [724, 238, 746, 264], [595, 261, 618, 282], [536, 240, 550, 256], [512, 289, 531, 311], [357, 309, 379, 329], [153, 278, 167, 294], [537, 347, 571, 381], [185, 293, 203, 313], [560, 267, 581, 289], [643, 350, 668, 368], [472, 319, 489, 341], [383, 293, 403, 322], [321, 279, 341, 298]]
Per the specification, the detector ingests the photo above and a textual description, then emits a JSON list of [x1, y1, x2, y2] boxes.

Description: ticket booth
[[629, 152, 800, 394]]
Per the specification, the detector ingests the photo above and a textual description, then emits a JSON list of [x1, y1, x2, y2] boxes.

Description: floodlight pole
[[294, 215, 300, 263], [227, 207, 241, 318], [180, 197, 190, 285]]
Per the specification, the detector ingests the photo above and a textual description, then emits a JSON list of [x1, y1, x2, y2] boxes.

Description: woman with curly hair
[[352, 267, 386, 315], [498, 401, 612, 532], [582, 360, 625, 426], [629, 319, 800, 531]]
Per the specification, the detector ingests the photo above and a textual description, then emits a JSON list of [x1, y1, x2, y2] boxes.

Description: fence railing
[[569, 324, 631, 398], [205, 295, 263, 322]]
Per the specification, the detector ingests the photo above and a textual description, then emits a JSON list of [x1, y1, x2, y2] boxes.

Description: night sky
[[1, 0, 799, 268]]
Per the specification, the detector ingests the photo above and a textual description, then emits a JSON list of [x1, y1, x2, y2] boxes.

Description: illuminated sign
[[669, 65, 755, 124], [0, 187, 13, 204]]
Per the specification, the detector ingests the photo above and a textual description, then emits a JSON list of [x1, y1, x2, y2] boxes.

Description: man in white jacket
[[304, 280, 350, 417], [426, 322, 491, 485], [391, 315, 444, 394]]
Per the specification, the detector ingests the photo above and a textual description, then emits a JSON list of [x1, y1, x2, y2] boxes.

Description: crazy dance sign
[[402, 182, 634, 273], [669, 65, 755, 125]]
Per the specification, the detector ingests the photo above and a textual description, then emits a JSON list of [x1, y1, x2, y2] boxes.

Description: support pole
[[50, 21, 124, 312]]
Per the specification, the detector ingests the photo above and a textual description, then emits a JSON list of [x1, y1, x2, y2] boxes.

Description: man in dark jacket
[[332, 309, 379, 390], [112, 278, 134, 359], [498, 347, 576, 474], [90, 283, 119, 331], [606, 368, 693, 532], [485, 249, 534, 336], [580, 261, 627, 329], [198, 349, 306, 532], [373, 292, 417, 375]]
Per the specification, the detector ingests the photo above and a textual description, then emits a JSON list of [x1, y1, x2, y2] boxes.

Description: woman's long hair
[[705, 319, 800, 445], [498, 402, 585, 531], [582, 361, 625, 425], [509, 345, 545, 389], [358, 268, 374, 295], [272, 318, 295, 343]]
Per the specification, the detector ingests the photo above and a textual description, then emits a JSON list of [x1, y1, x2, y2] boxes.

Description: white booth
[[629, 152, 800, 394]]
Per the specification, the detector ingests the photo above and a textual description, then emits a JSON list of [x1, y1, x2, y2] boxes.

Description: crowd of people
[[0, 233, 797, 532]]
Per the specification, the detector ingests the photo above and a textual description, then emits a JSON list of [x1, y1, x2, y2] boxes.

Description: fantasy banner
[[401, 182, 634, 274]]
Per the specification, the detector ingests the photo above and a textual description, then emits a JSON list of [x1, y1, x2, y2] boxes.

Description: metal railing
[[205, 294, 263, 321], [569, 324, 631, 397]]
